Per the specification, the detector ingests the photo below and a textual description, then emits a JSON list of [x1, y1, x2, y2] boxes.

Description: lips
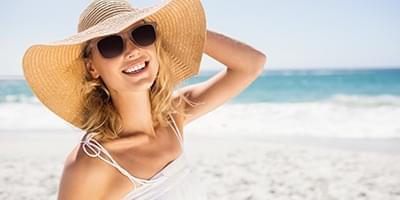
[[121, 58, 149, 73], [122, 62, 146, 73], [122, 61, 149, 75]]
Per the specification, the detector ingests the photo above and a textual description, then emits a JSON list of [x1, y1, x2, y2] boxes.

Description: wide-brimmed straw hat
[[22, 0, 206, 129]]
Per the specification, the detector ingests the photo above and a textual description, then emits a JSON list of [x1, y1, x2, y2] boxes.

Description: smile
[[122, 61, 149, 76]]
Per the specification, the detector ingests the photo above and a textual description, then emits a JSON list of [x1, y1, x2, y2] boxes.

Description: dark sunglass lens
[[131, 24, 156, 46], [97, 35, 124, 58]]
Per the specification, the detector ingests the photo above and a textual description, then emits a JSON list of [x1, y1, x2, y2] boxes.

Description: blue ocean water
[[1, 68, 400, 103], [1, 68, 400, 138], [187, 68, 400, 103]]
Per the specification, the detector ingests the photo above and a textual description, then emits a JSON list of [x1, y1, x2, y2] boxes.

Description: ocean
[[1, 68, 399, 138]]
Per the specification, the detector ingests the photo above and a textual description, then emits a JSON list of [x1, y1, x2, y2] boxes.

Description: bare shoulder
[[57, 145, 111, 200]]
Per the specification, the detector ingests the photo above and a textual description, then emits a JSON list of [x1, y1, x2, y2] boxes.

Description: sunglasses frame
[[83, 20, 157, 59]]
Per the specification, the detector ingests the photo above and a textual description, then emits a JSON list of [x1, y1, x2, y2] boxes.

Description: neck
[[110, 89, 156, 138]]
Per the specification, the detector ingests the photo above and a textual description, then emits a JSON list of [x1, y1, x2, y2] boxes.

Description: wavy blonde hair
[[79, 23, 199, 142]]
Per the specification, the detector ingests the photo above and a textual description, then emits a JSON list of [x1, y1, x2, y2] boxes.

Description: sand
[[1, 131, 400, 200]]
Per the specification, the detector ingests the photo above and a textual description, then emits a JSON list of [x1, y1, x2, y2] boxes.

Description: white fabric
[[80, 114, 208, 199]]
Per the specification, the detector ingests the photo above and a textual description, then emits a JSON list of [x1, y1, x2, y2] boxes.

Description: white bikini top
[[79, 113, 186, 190]]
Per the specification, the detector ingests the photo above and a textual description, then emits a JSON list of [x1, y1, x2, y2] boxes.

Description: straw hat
[[22, 0, 206, 129]]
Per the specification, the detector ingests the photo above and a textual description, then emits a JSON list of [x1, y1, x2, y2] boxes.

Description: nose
[[124, 37, 141, 59]]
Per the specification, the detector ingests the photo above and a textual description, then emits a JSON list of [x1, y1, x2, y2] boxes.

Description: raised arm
[[176, 29, 267, 125]]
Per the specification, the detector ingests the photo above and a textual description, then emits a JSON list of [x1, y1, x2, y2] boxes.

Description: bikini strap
[[167, 113, 184, 148], [79, 132, 167, 190]]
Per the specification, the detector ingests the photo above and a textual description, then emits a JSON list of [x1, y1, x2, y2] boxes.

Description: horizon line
[[1, 66, 400, 79]]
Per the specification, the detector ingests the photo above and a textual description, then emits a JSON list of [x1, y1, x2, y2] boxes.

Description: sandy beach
[[1, 95, 400, 199], [1, 130, 399, 200]]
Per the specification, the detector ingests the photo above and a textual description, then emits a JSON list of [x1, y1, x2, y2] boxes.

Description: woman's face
[[84, 20, 159, 93]]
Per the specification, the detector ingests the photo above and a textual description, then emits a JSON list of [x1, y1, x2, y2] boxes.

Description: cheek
[[92, 54, 117, 73], [151, 59, 160, 77], [93, 63, 109, 76], [149, 51, 159, 73], [93, 60, 121, 86]]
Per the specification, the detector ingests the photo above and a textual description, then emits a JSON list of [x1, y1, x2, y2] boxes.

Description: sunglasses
[[85, 21, 157, 59]]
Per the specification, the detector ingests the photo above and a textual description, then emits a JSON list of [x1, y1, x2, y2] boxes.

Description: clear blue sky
[[1, 0, 399, 76]]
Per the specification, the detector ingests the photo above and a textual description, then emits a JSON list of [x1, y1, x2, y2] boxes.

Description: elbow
[[231, 51, 267, 76], [257, 51, 267, 67], [253, 52, 267, 75]]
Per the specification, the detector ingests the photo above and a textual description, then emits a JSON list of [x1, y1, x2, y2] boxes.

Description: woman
[[22, 0, 266, 199]]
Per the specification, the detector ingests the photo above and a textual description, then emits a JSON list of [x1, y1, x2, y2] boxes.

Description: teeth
[[124, 62, 146, 73]]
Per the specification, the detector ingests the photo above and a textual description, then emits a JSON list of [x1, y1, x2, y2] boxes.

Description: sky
[[1, 0, 400, 76]]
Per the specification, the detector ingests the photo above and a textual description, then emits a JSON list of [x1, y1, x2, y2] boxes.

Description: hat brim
[[22, 0, 206, 129]]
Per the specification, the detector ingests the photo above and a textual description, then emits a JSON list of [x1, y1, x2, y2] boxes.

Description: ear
[[84, 59, 100, 79]]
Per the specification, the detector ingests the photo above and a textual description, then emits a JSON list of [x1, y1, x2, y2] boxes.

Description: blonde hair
[[79, 26, 199, 143]]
